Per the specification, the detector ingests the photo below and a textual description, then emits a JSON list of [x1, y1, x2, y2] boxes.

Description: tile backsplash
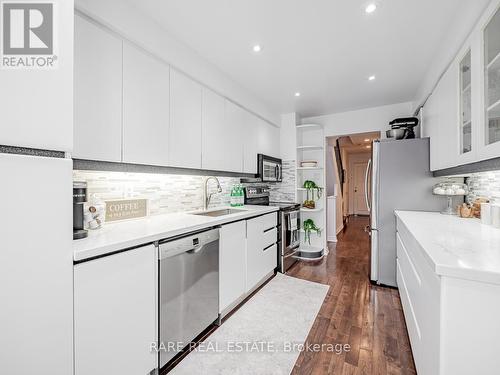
[[73, 170, 240, 215], [74, 163, 297, 217], [466, 170, 500, 204]]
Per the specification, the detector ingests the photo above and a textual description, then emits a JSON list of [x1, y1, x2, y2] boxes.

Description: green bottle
[[230, 185, 237, 207], [238, 184, 244, 206]]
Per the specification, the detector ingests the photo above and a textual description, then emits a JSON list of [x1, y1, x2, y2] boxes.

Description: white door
[[74, 245, 157, 375], [122, 43, 170, 166], [353, 162, 369, 215], [74, 15, 122, 162], [219, 221, 246, 314], [169, 69, 202, 168]]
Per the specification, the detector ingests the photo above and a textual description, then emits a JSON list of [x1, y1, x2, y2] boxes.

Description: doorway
[[325, 131, 380, 236]]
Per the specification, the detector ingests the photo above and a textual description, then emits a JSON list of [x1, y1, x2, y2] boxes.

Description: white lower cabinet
[[74, 245, 157, 375], [396, 217, 500, 375], [246, 213, 278, 292], [219, 221, 247, 314]]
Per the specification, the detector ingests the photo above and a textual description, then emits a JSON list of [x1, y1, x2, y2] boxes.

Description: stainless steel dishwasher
[[158, 228, 219, 368]]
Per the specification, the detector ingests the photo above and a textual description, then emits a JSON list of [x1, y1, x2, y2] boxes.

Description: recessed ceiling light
[[364, 138, 370, 142], [366, 145, 372, 149], [368, 75, 376, 81], [252, 45, 262, 52], [365, 3, 377, 13], [294, 92, 301, 97]]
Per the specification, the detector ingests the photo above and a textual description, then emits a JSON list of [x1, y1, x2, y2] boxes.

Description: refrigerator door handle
[[364, 159, 372, 212]]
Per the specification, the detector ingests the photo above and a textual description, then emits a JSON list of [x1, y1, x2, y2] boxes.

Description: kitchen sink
[[192, 208, 247, 217]]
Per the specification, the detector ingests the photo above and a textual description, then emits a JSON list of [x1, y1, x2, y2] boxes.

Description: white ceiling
[[124, 0, 470, 117]]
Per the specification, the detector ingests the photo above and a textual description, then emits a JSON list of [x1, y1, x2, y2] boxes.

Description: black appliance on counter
[[257, 154, 282, 182], [387, 117, 419, 139], [244, 185, 300, 273], [73, 181, 88, 240]]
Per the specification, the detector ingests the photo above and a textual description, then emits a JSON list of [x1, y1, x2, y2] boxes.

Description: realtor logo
[[1, 1, 57, 69]]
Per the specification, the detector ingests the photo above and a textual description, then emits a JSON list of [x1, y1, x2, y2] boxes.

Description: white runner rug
[[170, 273, 329, 375]]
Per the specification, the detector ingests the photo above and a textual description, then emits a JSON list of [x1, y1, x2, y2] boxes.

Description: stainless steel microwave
[[258, 154, 282, 182]]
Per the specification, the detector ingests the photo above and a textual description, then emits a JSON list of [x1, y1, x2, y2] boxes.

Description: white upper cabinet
[[123, 43, 170, 166], [479, 4, 500, 160], [459, 50, 473, 156], [201, 92, 243, 172], [0, 0, 73, 152], [426, 1, 500, 170], [74, 15, 279, 171], [436, 61, 460, 170], [169, 69, 202, 169], [74, 15, 122, 162], [243, 113, 280, 173], [423, 91, 441, 171], [243, 111, 259, 174], [257, 118, 280, 158]]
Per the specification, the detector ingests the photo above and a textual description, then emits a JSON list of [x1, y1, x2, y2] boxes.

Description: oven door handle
[[284, 249, 300, 259]]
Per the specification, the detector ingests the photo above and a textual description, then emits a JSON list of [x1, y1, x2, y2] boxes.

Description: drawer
[[397, 259, 421, 348], [262, 243, 277, 274], [396, 232, 422, 309], [396, 227, 441, 375], [262, 227, 277, 248], [259, 212, 278, 232]]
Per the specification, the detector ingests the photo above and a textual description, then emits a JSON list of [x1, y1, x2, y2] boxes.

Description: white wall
[[75, 0, 280, 126], [412, 0, 491, 112], [302, 102, 413, 138]]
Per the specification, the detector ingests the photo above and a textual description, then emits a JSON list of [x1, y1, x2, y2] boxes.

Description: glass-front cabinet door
[[460, 50, 472, 154], [484, 6, 500, 145]]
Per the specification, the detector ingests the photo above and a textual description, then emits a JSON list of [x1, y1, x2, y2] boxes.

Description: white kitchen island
[[395, 210, 500, 375]]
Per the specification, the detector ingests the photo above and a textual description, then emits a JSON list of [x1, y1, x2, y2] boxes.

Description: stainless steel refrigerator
[[366, 138, 442, 287]]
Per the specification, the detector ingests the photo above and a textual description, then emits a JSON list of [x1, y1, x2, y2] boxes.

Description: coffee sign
[[105, 199, 148, 222]]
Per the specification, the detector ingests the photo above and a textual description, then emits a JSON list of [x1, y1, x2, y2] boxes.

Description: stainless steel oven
[[277, 206, 301, 273], [258, 154, 282, 182]]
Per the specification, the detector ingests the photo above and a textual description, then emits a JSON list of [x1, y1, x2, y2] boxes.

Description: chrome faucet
[[204, 176, 222, 210]]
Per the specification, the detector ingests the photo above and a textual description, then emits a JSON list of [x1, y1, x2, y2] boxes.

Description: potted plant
[[303, 219, 321, 245], [303, 180, 323, 209]]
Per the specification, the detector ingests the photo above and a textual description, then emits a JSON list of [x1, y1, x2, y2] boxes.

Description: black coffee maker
[[73, 181, 88, 240], [388, 117, 419, 139]]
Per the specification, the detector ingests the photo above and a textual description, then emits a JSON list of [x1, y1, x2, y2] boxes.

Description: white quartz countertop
[[395, 210, 500, 285], [73, 205, 279, 262]]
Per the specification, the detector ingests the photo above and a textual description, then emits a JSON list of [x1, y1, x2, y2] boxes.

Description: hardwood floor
[[288, 216, 416, 375]]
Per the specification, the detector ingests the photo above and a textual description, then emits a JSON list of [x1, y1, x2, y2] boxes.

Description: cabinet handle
[[262, 243, 275, 252], [263, 226, 275, 233]]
